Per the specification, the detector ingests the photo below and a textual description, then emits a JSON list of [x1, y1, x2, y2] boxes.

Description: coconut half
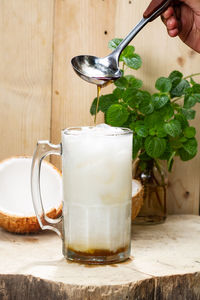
[[132, 179, 143, 221], [0, 157, 62, 233]]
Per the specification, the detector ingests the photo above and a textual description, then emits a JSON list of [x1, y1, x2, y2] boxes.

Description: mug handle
[[31, 141, 62, 236]]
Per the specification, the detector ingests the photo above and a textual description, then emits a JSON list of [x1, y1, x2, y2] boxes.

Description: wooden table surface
[[0, 215, 200, 300]]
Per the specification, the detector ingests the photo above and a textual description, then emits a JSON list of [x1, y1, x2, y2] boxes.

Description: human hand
[[161, 0, 200, 53]]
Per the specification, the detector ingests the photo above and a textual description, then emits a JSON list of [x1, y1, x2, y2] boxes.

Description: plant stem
[[184, 72, 200, 80], [154, 159, 165, 187]]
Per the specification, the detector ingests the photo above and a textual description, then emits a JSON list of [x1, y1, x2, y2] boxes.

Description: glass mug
[[31, 125, 133, 264]]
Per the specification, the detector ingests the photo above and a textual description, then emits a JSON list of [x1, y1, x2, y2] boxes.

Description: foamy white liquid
[[62, 124, 132, 253]]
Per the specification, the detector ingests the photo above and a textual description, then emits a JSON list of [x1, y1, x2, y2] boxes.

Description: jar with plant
[[90, 38, 200, 224]]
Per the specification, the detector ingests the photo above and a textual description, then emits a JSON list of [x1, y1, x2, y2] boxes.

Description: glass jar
[[133, 159, 168, 225]]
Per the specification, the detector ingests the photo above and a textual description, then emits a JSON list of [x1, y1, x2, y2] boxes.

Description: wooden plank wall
[[0, 0, 199, 215], [0, 0, 54, 157]]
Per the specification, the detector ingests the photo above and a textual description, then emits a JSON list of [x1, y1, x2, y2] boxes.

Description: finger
[[162, 6, 175, 19], [168, 28, 179, 37], [166, 16, 178, 30]]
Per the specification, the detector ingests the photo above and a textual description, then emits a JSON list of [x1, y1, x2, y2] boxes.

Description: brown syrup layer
[[67, 245, 128, 257]]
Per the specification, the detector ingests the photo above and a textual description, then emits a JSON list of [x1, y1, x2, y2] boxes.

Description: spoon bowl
[[71, 55, 122, 86]]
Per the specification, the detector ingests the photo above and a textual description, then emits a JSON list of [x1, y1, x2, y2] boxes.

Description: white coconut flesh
[[132, 179, 142, 197], [0, 157, 62, 217]]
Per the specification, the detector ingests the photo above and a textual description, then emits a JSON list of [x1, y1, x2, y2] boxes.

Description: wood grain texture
[[0, 216, 200, 299], [51, 0, 116, 145], [0, 0, 54, 158]]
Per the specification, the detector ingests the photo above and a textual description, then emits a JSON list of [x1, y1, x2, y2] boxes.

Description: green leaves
[[106, 104, 129, 126], [152, 93, 169, 109], [181, 108, 196, 120], [145, 136, 166, 158], [108, 38, 142, 70], [132, 135, 143, 159], [114, 75, 142, 90], [170, 79, 190, 98], [135, 124, 148, 137], [164, 120, 181, 137], [183, 126, 196, 138], [179, 138, 198, 161], [155, 77, 172, 92], [89, 39, 200, 171], [114, 77, 129, 89], [108, 38, 123, 50], [122, 54, 142, 70], [184, 95, 197, 109], [137, 91, 154, 115]]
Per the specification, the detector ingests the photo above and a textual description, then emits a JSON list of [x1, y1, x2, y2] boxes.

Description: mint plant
[[90, 38, 200, 172]]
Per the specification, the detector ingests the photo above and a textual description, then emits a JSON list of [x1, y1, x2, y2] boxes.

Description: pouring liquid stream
[[94, 80, 113, 125], [94, 85, 101, 125]]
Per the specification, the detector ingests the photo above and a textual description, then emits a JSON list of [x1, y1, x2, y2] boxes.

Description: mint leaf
[[181, 108, 196, 120], [182, 138, 198, 156], [113, 88, 124, 99], [99, 95, 118, 112], [184, 95, 197, 109], [159, 103, 174, 121], [155, 77, 172, 92], [152, 93, 169, 109], [164, 120, 181, 137], [123, 87, 138, 106], [179, 148, 196, 161], [132, 135, 143, 159], [183, 126, 196, 138], [174, 113, 189, 128], [193, 94, 200, 102], [106, 104, 129, 126], [114, 77, 128, 89], [192, 83, 200, 93], [149, 128, 156, 136], [137, 91, 154, 115], [135, 125, 149, 137], [170, 79, 190, 97], [139, 102, 154, 115], [168, 70, 183, 81], [125, 75, 143, 89], [145, 136, 166, 158], [144, 112, 163, 129], [157, 126, 167, 138], [136, 90, 151, 101], [122, 54, 142, 70], [108, 38, 122, 50], [120, 45, 135, 62], [179, 138, 198, 161]]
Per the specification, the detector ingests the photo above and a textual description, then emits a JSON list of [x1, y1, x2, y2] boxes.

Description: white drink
[[62, 124, 132, 261]]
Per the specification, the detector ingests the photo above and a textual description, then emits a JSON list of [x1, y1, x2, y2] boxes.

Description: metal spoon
[[71, 0, 172, 86]]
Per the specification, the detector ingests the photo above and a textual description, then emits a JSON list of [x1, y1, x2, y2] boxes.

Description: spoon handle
[[111, 0, 172, 61], [143, 0, 172, 20]]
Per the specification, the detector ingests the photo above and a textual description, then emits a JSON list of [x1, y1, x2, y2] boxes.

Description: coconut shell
[[131, 179, 144, 221], [0, 205, 62, 234]]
